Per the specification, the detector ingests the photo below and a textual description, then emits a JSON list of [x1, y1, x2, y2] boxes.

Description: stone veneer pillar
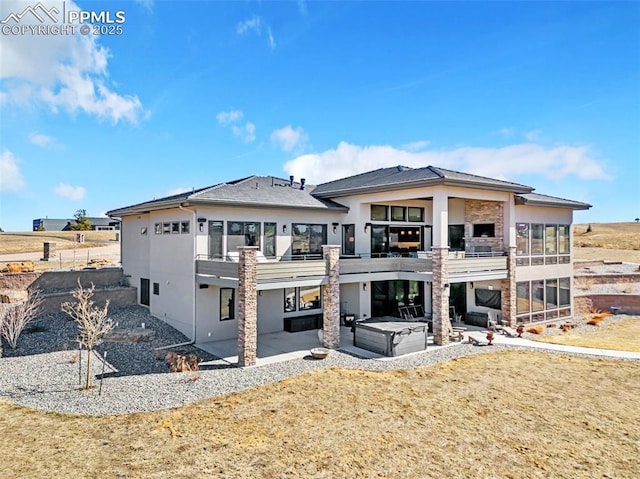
[[431, 247, 451, 345], [501, 246, 517, 327], [322, 245, 340, 349], [237, 247, 258, 367]]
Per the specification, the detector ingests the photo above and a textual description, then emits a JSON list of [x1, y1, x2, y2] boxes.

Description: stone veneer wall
[[464, 200, 504, 253], [237, 247, 258, 367], [431, 247, 450, 345], [322, 245, 340, 349], [501, 246, 517, 327]]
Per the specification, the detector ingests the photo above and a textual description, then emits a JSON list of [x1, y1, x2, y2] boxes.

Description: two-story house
[[107, 165, 590, 365]]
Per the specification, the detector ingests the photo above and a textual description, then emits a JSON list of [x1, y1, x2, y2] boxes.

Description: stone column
[[501, 246, 517, 327], [431, 247, 451, 345], [237, 247, 258, 367], [322, 245, 340, 349]]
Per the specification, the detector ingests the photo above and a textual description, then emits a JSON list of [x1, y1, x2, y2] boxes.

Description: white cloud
[[0, 0, 146, 124], [402, 140, 430, 152], [492, 128, 515, 138], [0, 151, 25, 192], [29, 131, 61, 148], [270, 125, 308, 152], [134, 0, 154, 12], [217, 109, 255, 142], [237, 15, 261, 35], [283, 141, 611, 185], [216, 109, 243, 126], [236, 14, 275, 50], [232, 122, 256, 143], [267, 26, 276, 50], [54, 183, 86, 200], [524, 129, 542, 141]]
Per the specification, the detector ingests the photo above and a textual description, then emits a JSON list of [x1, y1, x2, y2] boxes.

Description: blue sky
[[1, 0, 639, 231]]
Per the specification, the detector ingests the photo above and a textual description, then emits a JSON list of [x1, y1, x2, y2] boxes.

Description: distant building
[[32, 217, 120, 231]]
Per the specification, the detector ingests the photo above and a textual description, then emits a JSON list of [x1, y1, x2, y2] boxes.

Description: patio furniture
[[465, 311, 490, 328]]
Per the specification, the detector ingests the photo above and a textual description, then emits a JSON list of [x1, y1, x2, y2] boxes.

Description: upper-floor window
[[516, 223, 571, 266], [292, 223, 327, 256], [391, 206, 405, 221], [264, 222, 277, 257], [407, 207, 424, 222], [227, 221, 260, 251], [371, 205, 388, 221]]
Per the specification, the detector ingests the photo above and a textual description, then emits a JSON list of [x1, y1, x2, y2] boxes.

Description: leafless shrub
[[0, 290, 43, 350], [61, 280, 116, 390]]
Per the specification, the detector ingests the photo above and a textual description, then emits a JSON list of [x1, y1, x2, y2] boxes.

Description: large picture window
[[291, 224, 326, 257], [558, 225, 570, 254], [284, 286, 321, 312], [517, 277, 571, 323], [531, 224, 544, 255], [371, 205, 388, 221], [516, 223, 529, 256], [227, 221, 260, 252]]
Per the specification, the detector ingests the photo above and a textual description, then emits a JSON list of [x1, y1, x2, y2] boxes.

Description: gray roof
[[515, 192, 592, 210], [312, 165, 534, 197], [107, 176, 349, 216]]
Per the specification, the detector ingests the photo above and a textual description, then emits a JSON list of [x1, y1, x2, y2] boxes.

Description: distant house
[[32, 217, 120, 231]]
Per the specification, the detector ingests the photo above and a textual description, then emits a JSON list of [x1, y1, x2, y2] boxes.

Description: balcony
[[196, 250, 507, 284]]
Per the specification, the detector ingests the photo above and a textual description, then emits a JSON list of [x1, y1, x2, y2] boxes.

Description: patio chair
[[449, 306, 461, 324]]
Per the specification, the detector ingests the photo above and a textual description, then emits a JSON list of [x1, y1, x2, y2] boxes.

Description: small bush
[[526, 326, 545, 335], [166, 351, 199, 373]]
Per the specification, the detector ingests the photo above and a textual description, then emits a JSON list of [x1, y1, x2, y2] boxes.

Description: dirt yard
[[573, 222, 640, 263], [0, 350, 638, 479]]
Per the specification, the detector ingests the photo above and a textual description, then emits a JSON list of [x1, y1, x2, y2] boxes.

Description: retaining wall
[[28, 268, 125, 292], [42, 287, 138, 315], [574, 294, 640, 316]]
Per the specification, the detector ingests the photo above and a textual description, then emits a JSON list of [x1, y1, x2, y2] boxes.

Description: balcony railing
[[196, 250, 507, 281]]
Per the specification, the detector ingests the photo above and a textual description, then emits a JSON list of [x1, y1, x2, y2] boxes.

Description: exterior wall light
[[332, 222, 339, 233], [283, 224, 287, 233], [364, 222, 371, 233]]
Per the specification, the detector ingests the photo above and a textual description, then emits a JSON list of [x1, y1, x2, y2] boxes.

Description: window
[[516, 282, 530, 315], [208, 221, 223, 259], [371, 205, 388, 221], [531, 224, 544, 255], [291, 223, 326, 257], [546, 279, 558, 309], [532, 280, 544, 312], [408, 207, 424, 222], [371, 225, 389, 256], [180, 221, 190, 234], [171, 222, 180, 234], [545, 225, 557, 254], [162, 222, 171, 234], [227, 221, 260, 252], [264, 222, 277, 257], [284, 287, 296, 312], [342, 224, 355, 255], [220, 288, 235, 320], [516, 223, 529, 255], [154, 223, 162, 234], [448, 225, 465, 251], [473, 223, 495, 237], [284, 287, 321, 312], [559, 277, 571, 307], [153, 282, 159, 295], [391, 206, 406, 221], [558, 225, 570, 254], [299, 286, 321, 310]]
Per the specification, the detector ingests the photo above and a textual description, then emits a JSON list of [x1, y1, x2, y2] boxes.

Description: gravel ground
[[0, 306, 635, 416]]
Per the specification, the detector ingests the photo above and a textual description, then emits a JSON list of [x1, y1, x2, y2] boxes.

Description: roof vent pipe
[[289, 175, 294, 186], [300, 178, 306, 190]]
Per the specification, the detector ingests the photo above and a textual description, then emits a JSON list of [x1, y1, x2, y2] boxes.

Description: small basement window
[[473, 223, 495, 237]]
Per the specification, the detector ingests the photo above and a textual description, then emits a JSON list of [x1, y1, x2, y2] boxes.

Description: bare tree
[[0, 290, 44, 350], [61, 280, 116, 389]]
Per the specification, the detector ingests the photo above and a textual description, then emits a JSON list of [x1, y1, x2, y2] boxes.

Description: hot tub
[[353, 318, 428, 357]]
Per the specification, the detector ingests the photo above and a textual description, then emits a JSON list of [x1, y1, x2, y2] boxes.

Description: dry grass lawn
[[573, 222, 640, 263], [1, 350, 638, 479], [0, 231, 116, 255], [533, 318, 640, 352]]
